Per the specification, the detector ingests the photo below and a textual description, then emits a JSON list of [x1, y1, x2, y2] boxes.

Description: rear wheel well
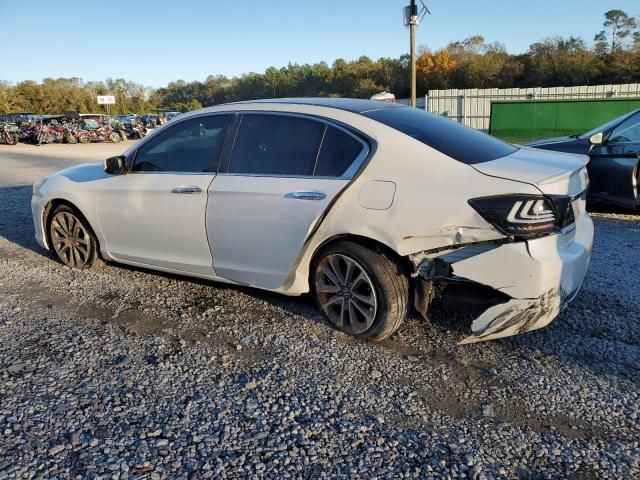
[[310, 234, 412, 278], [44, 200, 102, 257]]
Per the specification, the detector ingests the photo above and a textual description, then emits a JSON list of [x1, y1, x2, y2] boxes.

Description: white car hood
[[53, 161, 109, 183], [471, 146, 589, 196]]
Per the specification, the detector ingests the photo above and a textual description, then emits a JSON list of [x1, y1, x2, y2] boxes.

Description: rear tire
[[7, 132, 18, 145], [48, 205, 99, 269], [311, 241, 410, 342]]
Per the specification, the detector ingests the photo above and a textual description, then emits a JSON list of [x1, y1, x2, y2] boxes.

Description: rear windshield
[[363, 107, 517, 165]]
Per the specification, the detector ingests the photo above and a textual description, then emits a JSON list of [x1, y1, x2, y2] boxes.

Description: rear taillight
[[469, 194, 576, 239], [547, 195, 575, 229]]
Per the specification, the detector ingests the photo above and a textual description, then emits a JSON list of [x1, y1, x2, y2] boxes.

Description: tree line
[[1, 10, 638, 115]]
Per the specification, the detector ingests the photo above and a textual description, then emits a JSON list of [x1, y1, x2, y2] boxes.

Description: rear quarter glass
[[363, 107, 518, 165]]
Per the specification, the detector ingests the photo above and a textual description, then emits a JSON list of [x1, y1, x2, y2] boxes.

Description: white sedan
[[31, 99, 593, 343]]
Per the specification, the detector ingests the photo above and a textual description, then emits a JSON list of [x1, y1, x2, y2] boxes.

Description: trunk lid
[[471, 146, 589, 196]]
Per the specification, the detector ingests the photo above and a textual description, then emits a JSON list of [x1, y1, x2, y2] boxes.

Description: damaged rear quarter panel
[[309, 122, 541, 257]]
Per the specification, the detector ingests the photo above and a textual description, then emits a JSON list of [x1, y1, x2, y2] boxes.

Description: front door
[[588, 111, 640, 207], [97, 114, 232, 276], [207, 113, 369, 289]]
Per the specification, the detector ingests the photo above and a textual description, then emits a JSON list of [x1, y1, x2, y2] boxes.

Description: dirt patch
[[108, 307, 171, 337], [493, 399, 594, 439], [387, 347, 602, 440]]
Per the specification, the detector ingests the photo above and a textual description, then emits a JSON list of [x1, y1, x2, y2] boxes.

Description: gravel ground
[[0, 144, 639, 479]]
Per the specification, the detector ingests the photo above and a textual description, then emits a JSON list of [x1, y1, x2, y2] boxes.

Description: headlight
[[32, 177, 47, 195], [468, 194, 574, 238]]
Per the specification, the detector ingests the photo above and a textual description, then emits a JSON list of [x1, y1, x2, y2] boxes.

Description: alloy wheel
[[315, 253, 378, 334], [50, 212, 92, 268]]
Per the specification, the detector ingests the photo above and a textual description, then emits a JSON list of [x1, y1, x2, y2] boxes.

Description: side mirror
[[589, 132, 604, 145], [104, 155, 127, 175]]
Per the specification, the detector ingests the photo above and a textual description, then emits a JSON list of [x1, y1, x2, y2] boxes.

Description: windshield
[[364, 107, 518, 165], [579, 110, 639, 139]]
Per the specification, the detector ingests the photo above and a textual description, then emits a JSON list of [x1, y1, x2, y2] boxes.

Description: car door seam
[[279, 140, 379, 290]]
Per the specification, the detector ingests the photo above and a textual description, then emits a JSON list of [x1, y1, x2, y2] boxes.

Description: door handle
[[171, 186, 202, 194], [285, 191, 327, 201]]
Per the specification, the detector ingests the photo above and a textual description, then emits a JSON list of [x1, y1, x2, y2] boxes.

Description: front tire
[[311, 241, 410, 342], [48, 205, 99, 269]]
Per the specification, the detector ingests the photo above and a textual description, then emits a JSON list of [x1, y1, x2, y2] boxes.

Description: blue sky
[[1, 0, 638, 86]]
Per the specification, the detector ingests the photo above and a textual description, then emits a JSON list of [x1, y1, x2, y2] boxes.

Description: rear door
[[207, 113, 369, 289], [588, 111, 640, 206]]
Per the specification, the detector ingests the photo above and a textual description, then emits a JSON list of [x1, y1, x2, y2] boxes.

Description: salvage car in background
[[529, 109, 640, 209], [31, 99, 593, 344]]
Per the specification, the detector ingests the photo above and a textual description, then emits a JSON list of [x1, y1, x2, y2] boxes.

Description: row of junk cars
[[0, 111, 182, 146]]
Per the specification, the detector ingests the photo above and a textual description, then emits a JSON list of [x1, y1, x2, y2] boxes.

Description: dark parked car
[[0, 112, 38, 124], [529, 109, 640, 209]]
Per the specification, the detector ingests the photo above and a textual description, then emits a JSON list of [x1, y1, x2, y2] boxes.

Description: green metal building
[[489, 97, 640, 143]]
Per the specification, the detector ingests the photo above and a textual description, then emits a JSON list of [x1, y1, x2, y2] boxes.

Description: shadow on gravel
[[506, 300, 640, 384], [0, 185, 45, 255], [0, 184, 331, 331], [2, 182, 638, 386]]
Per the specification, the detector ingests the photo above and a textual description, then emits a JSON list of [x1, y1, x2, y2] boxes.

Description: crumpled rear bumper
[[416, 214, 594, 344]]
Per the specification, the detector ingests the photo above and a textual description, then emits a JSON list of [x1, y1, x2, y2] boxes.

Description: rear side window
[[315, 126, 365, 177], [228, 115, 325, 176], [133, 115, 231, 172], [364, 107, 517, 164]]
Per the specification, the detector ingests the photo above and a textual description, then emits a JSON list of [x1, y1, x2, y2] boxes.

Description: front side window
[[133, 115, 231, 173], [228, 114, 325, 176], [579, 110, 637, 140], [608, 112, 640, 144]]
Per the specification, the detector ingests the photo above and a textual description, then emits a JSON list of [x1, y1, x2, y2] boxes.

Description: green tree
[[525, 37, 602, 87], [0, 81, 14, 112], [186, 99, 203, 111], [442, 36, 514, 88]]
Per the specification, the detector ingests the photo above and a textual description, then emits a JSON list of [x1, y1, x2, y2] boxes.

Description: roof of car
[[230, 98, 408, 114]]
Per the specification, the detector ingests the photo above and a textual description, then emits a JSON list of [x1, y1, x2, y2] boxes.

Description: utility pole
[[409, 0, 417, 107], [404, 1, 429, 107]]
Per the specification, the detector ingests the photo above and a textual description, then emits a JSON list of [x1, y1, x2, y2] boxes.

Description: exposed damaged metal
[[459, 289, 561, 345], [412, 229, 590, 344], [413, 249, 515, 342], [408, 239, 511, 267]]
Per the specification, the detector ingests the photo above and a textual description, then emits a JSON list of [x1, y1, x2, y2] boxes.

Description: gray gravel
[[0, 144, 639, 478]]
